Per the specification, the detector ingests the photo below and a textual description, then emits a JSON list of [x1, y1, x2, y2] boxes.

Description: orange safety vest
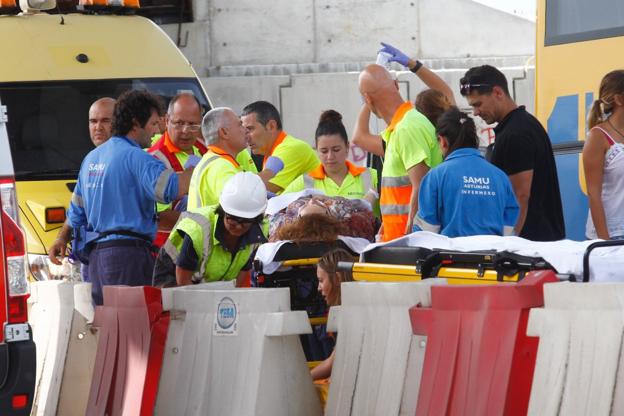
[[148, 131, 208, 171], [148, 131, 207, 247], [380, 102, 415, 242]]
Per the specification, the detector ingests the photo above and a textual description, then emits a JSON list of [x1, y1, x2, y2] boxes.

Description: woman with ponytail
[[283, 110, 379, 213], [412, 107, 519, 237], [583, 70, 624, 240]]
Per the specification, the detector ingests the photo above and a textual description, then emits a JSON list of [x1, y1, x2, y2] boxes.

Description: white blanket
[[361, 231, 624, 282]]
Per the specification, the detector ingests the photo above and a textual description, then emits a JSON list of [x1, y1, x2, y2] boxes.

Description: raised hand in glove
[[379, 42, 410, 67]]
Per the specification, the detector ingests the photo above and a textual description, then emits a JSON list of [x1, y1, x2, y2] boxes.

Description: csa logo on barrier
[[214, 297, 239, 336]]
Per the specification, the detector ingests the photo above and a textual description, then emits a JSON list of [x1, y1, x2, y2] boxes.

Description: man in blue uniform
[[68, 90, 193, 304]]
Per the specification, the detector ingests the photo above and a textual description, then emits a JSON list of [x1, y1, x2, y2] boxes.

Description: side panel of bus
[[535, 0, 624, 240]]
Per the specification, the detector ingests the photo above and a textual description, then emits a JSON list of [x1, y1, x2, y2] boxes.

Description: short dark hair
[[112, 90, 164, 137], [459, 65, 510, 97], [241, 100, 282, 130]]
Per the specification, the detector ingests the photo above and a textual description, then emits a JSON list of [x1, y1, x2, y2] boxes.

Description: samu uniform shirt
[[413, 148, 519, 237], [68, 136, 179, 242]]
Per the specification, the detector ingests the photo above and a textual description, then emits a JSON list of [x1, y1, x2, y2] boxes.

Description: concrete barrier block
[[29, 281, 76, 416], [527, 282, 624, 416], [326, 279, 442, 416], [56, 283, 97, 416], [155, 287, 320, 416], [161, 281, 235, 311], [265, 311, 312, 336]]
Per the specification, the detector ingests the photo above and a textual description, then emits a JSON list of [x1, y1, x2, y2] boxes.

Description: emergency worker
[[241, 100, 320, 195], [48, 97, 116, 267], [67, 90, 193, 305], [460, 65, 564, 241], [164, 172, 268, 287], [148, 93, 207, 245], [187, 107, 249, 210], [283, 110, 379, 213], [413, 107, 519, 237], [358, 64, 443, 242]]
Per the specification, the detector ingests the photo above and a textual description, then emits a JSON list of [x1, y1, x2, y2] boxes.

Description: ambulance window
[[0, 78, 210, 180]]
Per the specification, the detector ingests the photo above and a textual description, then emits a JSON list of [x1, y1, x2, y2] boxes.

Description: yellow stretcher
[[338, 247, 556, 285], [341, 262, 525, 284]]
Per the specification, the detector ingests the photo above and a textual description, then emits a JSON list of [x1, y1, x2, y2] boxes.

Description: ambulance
[[0, 0, 212, 280], [0, 99, 35, 414]]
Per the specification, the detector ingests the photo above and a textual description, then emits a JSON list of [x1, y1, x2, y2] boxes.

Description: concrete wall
[[161, 0, 535, 76], [202, 64, 535, 158], [159, 0, 536, 163]]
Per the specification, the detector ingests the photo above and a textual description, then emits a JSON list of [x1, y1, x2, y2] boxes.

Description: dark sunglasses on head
[[224, 213, 256, 225], [459, 82, 492, 96]]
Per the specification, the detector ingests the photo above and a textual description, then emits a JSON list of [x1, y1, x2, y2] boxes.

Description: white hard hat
[[219, 172, 267, 218]]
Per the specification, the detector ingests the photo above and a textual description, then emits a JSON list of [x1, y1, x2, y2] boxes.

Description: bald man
[[48, 97, 116, 268], [89, 97, 116, 147], [356, 64, 442, 242]]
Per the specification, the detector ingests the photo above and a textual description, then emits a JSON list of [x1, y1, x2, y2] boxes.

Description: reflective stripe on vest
[[151, 149, 173, 169], [380, 174, 411, 240], [360, 169, 372, 193], [192, 155, 220, 208], [163, 210, 213, 283], [303, 174, 315, 189]]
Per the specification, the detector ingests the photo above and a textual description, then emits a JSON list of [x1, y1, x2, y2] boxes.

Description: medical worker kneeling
[[157, 172, 268, 287]]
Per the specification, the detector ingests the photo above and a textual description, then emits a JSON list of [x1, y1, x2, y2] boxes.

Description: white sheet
[[360, 231, 624, 282]]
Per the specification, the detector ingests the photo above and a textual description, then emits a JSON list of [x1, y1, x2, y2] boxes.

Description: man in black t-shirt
[[459, 65, 565, 241]]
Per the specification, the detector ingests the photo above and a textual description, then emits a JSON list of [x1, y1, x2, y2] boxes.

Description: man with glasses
[[148, 92, 207, 246], [187, 107, 251, 210], [460, 65, 565, 241]]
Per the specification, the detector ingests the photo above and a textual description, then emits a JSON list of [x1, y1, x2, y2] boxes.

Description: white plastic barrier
[[28, 281, 96, 416], [155, 286, 321, 416], [527, 282, 624, 416], [326, 279, 443, 416], [56, 283, 97, 416]]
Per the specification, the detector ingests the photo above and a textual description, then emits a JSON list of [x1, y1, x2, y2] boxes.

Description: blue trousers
[[88, 242, 154, 305]]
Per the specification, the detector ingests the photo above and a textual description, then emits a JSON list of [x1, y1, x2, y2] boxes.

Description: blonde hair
[[588, 70, 624, 129], [317, 248, 355, 306], [415, 89, 453, 127]]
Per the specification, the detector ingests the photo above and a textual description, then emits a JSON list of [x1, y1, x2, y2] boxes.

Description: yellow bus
[[535, 0, 624, 240]]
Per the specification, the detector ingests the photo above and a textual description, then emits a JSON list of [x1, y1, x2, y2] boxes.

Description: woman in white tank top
[[584, 70, 624, 240]]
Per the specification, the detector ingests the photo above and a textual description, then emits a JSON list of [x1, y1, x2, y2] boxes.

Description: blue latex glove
[[379, 42, 410, 67], [264, 156, 284, 174], [184, 155, 202, 169]]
